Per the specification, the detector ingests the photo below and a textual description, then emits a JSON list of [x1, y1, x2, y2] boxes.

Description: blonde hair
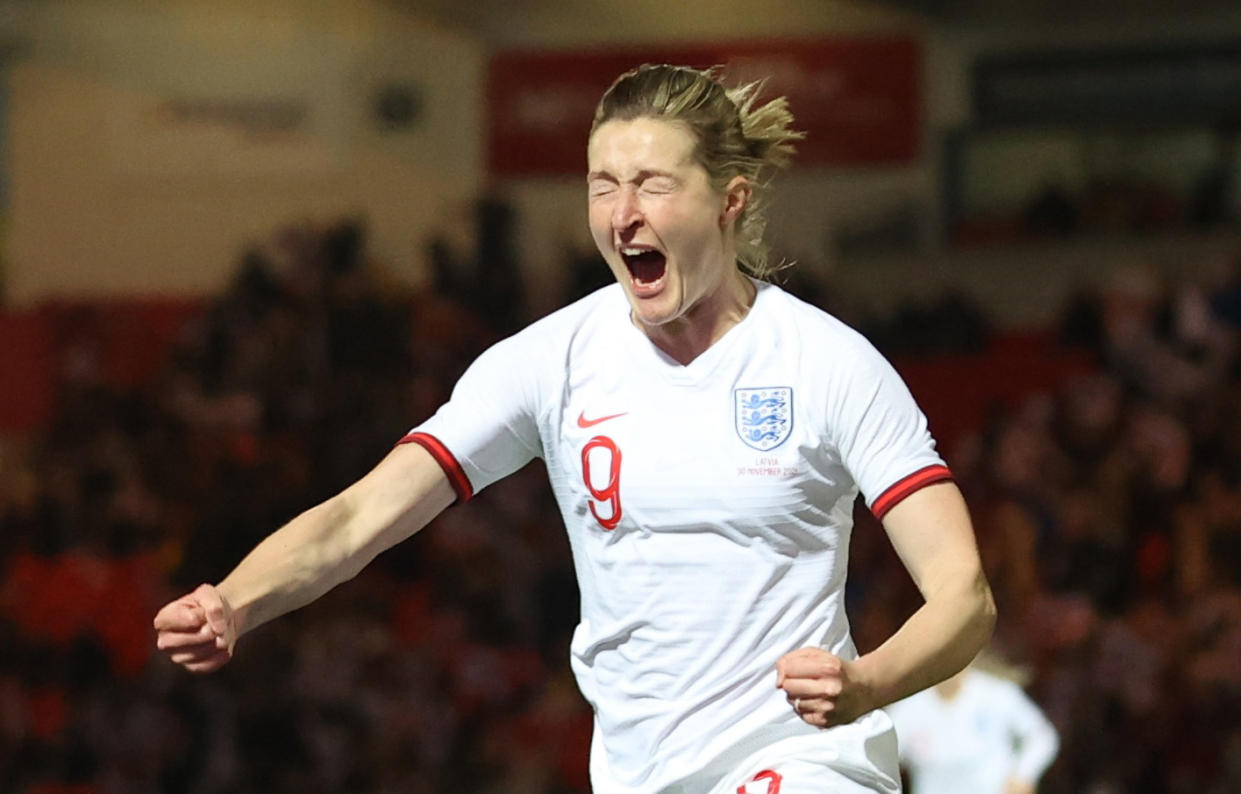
[[591, 64, 804, 280]]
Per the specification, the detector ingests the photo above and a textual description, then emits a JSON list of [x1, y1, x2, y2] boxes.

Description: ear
[[720, 176, 751, 226]]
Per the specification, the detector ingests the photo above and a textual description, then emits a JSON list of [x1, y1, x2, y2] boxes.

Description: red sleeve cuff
[[871, 464, 953, 521], [397, 432, 474, 504]]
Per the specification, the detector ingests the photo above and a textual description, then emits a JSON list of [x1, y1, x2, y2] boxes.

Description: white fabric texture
[[410, 280, 947, 793]]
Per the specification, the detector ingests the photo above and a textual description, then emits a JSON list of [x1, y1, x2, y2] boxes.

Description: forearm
[[857, 565, 996, 708], [216, 444, 454, 640], [858, 481, 997, 708], [216, 497, 365, 638]]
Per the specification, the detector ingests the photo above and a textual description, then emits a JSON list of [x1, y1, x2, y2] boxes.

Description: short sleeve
[[400, 334, 544, 503], [827, 341, 951, 521]]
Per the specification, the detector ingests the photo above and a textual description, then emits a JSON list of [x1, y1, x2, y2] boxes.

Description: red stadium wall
[[0, 309, 55, 432], [893, 333, 1096, 454], [0, 298, 204, 434]]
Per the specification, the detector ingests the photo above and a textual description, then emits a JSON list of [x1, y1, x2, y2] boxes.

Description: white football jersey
[[404, 280, 950, 793], [887, 670, 1060, 794]]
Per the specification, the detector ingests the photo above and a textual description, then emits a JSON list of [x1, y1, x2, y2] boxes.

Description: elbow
[[941, 564, 995, 655], [974, 568, 998, 647]]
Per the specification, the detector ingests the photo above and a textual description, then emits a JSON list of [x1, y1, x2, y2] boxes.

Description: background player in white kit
[[154, 64, 996, 793], [887, 654, 1060, 794]]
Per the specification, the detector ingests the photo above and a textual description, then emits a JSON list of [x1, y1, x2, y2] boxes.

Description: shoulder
[[450, 286, 623, 405], [516, 284, 622, 338], [965, 670, 1024, 701], [480, 285, 623, 362], [752, 282, 898, 401], [754, 281, 886, 366]]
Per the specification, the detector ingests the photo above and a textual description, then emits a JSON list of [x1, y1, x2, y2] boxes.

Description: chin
[[629, 298, 683, 330]]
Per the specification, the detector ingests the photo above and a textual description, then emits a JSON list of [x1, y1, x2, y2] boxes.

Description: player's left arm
[[779, 480, 995, 727], [1005, 682, 1060, 791]]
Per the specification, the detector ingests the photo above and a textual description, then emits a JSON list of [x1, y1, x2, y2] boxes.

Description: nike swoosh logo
[[577, 411, 627, 428]]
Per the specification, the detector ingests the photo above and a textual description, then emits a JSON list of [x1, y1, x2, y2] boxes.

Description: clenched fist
[[153, 583, 236, 673], [777, 647, 875, 729]]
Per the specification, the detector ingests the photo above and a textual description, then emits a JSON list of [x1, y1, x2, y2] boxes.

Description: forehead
[[587, 117, 700, 176]]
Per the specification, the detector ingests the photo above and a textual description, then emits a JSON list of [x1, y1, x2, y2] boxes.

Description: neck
[[642, 268, 756, 365]]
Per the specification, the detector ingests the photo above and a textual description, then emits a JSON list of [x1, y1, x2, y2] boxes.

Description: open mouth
[[621, 247, 667, 291]]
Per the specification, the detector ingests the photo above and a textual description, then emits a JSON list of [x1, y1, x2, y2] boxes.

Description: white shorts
[[663, 712, 902, 794]]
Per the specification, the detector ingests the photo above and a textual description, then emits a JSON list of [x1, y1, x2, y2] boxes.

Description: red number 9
[[581, 435, 622, 530]]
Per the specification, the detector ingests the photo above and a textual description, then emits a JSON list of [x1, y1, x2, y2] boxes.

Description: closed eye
[[588, 179, 617, 199], [639, 176, 677, 194]]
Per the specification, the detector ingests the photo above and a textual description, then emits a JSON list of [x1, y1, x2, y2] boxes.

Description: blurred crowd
[[958, 259, 1241, 793], [955, 129, 1240, 247], [1, 206, 1240, 793]]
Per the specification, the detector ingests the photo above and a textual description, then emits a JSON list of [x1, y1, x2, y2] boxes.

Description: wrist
[[213, 581, 245, 645], [849, 652, 896, 711]]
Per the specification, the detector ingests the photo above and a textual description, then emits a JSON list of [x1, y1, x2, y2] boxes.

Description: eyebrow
[[586, 168, 677, 183]]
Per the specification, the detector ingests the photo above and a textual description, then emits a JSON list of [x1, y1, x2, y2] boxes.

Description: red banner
[[487, 38, 920, 176], [0, 298, 204, 433]]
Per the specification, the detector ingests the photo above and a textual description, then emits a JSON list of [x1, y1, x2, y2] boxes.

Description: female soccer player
[[154, 64, 995, 794], [888, 656, 1060, 794]]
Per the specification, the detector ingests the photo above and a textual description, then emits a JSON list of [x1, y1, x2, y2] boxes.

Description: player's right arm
[[153, 442, 455, 672]]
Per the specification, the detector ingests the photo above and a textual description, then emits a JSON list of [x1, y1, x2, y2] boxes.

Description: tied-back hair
[[592, 63, 805, 281]]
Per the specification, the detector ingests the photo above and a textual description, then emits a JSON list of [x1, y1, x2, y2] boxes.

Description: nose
[[611, 186, 641, 233]]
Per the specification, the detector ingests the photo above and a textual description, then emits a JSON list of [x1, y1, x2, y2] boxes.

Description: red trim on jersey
[[871, 464, 953, 521], [738, 769, 782, 793], [397, 432, 474, 504]]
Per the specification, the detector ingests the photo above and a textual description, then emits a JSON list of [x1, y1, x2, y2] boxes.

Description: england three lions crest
[[735, 387, 793, 451]]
